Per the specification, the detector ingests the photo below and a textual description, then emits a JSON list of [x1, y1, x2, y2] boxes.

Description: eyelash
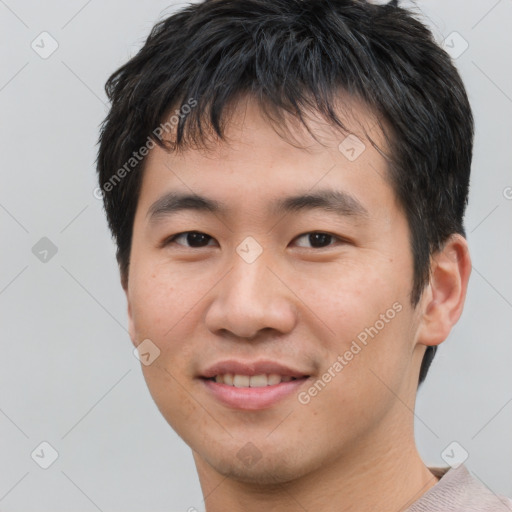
[[162, 231, 347, 250]]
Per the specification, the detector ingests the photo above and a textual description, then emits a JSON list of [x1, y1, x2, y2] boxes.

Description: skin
[[125, 95, 471, 511]]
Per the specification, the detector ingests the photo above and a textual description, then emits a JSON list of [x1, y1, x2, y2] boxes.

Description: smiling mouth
[[201, 373, 311, 410], [203, 373, 309, 387]]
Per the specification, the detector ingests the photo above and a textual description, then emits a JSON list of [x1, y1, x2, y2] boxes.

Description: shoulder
[[406, 465, 512, 512]]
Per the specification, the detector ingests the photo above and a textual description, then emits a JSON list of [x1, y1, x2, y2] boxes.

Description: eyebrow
[[146, 188, 369, 223]]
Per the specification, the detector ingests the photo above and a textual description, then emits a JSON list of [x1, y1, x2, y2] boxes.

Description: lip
[[201, 377, 310, 410], [198, 359, 311, 410], [200, 359, 308, 379]]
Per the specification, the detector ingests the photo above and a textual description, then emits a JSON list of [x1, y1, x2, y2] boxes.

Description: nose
[[204, 250, 298, 340]]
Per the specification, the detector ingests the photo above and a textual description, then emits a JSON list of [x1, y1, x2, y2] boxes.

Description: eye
[[293, 232, 343, 249], [162, 231, 345, 250], [164, 231, 216, 248]]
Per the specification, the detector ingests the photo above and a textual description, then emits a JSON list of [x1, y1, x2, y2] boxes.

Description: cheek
[[128, 265, 188, 342], [293, 258, 400, 335], [301, 307, 415, 439], [294, 259, 414, 397]]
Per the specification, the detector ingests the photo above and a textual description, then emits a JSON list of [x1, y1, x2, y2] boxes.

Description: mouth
[[198, 360, 311, 410], [203, 373, 305, 387]]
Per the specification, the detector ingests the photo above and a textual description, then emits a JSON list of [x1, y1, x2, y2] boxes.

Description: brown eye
[[294, 232, 339, 248], [167, 231, 215, 248]]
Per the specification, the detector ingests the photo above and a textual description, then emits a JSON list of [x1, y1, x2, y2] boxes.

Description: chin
[[197, 441, 324, 486], [210, 457, 303, 485]]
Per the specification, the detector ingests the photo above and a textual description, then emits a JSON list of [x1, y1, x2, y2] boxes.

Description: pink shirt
[[407, 465, 512, 511]]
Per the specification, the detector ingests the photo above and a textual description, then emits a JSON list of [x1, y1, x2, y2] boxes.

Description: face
[[126, 96, 426, 484]]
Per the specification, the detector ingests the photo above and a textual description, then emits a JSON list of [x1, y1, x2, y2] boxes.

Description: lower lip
[[201, 378, 309, 410]]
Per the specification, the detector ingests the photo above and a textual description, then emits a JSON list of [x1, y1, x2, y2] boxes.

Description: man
[[96, 0, 512, 510]]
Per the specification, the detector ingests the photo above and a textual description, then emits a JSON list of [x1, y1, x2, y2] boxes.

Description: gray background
[[1, 0, 511, 510]]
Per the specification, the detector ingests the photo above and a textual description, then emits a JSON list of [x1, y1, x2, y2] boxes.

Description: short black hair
[[96, 0, 474, 386]]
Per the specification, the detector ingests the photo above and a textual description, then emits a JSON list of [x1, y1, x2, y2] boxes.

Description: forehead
[[171, 93, 387, 160], [138, 93, 397, 219]]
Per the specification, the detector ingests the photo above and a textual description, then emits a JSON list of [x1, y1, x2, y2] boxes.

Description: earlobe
[[416, 234, 472, 347]]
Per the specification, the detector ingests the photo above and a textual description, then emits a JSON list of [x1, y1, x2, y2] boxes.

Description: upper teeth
[[214, 374, 295, 387]]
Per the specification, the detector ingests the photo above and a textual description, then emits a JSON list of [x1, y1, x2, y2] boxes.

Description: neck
[[194, 415, 439, 512]]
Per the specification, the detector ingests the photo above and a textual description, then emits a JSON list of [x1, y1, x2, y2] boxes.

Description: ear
[[416, 234, 472, 347], [126, 300, 137, 347], [119, 266, 136, 346], [123, 279, 137, 348]]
